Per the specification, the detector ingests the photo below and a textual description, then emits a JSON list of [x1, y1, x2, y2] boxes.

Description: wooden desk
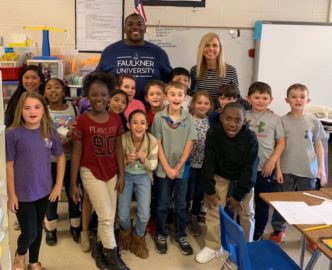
[[260, 190, 332, 270]]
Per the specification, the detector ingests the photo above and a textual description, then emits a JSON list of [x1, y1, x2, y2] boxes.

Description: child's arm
[[157, 140, 178, 180], [115, 135, 125, 193], [261, 137, 285, 177], [6, 161, 18, 213], [275, 159, 284, 184], [70, 139, 82, 204], [314, 140, 327, 186], [174, 140, 193, 172], [49, 153, 66, 202]]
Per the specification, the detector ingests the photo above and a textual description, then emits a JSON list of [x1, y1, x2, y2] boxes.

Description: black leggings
[[16, 195, 49, 263]]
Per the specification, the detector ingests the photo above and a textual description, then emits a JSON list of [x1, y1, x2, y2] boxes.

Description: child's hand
[[136, 151, 147, 164], [70, 185, 81, 205], [318, 168, 327, 187], [67, 120, 78, 137], [261, 159, 275, 177], [227, 197, 244, 212], [275, 170, 284, 184], [165, 167, 178, 180], [49, 184, 62, 202], [204, 193, 220, 209], [116, 175, 125, 193], [127, 152, 137, 164], [8, 194, 18, 213]]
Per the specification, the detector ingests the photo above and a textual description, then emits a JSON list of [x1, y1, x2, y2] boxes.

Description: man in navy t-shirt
[[96, 13, 172, 103]]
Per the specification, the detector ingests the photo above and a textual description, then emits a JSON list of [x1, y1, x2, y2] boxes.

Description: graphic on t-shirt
[[116, 55, 155, 77], [257, 121, 265, 133], [53, 114, 73, 129]]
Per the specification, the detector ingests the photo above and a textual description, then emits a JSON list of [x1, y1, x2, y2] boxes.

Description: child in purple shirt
[[6, 92, 65, 270]]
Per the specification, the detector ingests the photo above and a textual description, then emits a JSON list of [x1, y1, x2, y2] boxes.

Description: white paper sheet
[[270, 201, 328, 224], [310, 201, 332, 225]]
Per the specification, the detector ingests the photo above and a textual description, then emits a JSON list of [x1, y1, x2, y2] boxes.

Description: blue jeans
[[118, 172, 151, 236], [254, 171, 274, 240], [16, 195, 49, 264], [155, 177, 188, 240], [46, 161, 81, 222], [186, 167, 204, 216], [272, 173, 316, 232]]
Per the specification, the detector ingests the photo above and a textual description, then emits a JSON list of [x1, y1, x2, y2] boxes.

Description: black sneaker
[[174, 237, 193, 255], [155, 235, 168, 254]]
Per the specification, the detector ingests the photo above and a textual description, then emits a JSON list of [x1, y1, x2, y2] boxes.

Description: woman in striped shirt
[[190, 32, 249, 110]]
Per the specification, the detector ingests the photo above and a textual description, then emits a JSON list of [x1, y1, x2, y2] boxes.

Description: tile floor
[[8, 203, 330, 270]]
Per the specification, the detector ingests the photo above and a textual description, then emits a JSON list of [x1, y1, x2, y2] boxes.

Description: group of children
[[5, 64, 327, 270]]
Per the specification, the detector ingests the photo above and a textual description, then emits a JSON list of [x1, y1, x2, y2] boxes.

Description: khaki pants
[[205, 175, 255, 250], [80, 167, 117, 249]]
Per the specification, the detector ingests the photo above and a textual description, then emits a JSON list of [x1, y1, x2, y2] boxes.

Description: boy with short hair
[[151, 81, 197, 256], [209, 84, 237, 124], [195, 102, 258, 264], [144, 80, 166, 129], [169, 67, 193, 111], [246, 82, 285, 241], [270, 83, 327, 244]]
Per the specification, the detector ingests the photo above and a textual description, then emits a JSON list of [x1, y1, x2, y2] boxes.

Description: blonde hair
[[9, 92, 55, 140], [196, 32, 225, 79], [164, 81, 186, 95], [189, 90, 213, 114]]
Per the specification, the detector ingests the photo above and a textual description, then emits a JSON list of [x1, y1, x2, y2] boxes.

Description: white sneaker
[[195, 246, 223, 264]]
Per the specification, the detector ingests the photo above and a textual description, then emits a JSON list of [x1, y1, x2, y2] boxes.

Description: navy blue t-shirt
[[96, 40, 172, 103]]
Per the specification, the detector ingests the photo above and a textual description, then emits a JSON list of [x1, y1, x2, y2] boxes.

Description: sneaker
[[188, 216, 202, 237], [270, 231, 285, 245], [174, 237, 193, 255], [195, 246, 223, 264], [307, 238, 318, 252], [155, 235, 168, 254]]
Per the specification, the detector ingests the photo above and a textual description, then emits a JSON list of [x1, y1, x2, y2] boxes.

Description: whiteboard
[[76, 0, 123, 52], [145, 27, 254, 98], [254, 22, 332, 116]]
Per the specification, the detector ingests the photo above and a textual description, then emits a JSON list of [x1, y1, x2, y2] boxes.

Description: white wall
[[0, 0, 330, 60]]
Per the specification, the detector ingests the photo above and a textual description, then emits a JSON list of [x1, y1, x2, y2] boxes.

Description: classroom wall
[[0, 0, 330, 61]]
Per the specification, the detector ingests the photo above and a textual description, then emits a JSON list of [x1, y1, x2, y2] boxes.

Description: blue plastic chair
[[219, 206, 301, 270]]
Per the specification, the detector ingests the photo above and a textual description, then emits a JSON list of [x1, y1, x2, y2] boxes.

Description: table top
[[260, 189, 332, 260]]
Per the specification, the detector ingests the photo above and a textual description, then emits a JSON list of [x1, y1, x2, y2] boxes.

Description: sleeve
[[143, 134, 159, 171], [116, 114, 125, 136], [200, 128, 217, 195], [233, 134, 259, 201], [187, 114, 198, 141], [72, 116, 83, 141], [228, 65, 251, 110], [275, 116, 285, 140], [95, 50, 106, 72], [190, 66, 197, 91], [313, 118, 328, 142], [159, 50, 172, 83], [51, 132, 64, 157], [151, 114, 162, 140], [5, 130, 15, 161]]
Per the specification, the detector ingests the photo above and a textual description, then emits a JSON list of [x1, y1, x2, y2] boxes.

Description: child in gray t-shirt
[[270, 83, 327, 245], [246, 82, 285, 241]]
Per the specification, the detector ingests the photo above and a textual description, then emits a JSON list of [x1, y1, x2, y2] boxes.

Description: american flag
[[134, 0, 147, 23]]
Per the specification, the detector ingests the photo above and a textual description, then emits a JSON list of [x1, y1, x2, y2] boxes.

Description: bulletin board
[[75, 0, 124, 52], [145, 27, 255, 97]]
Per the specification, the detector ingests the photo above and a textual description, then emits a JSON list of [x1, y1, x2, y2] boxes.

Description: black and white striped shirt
[[190, 64, 250, 110]]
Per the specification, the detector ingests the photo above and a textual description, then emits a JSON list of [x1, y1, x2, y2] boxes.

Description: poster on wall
[[76, 0, 124, 52], [142, 0, 205, 7]]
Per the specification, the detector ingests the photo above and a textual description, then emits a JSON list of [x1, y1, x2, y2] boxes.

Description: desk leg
[[300, 235, 306, 268], [304, 250, 321, 270]]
